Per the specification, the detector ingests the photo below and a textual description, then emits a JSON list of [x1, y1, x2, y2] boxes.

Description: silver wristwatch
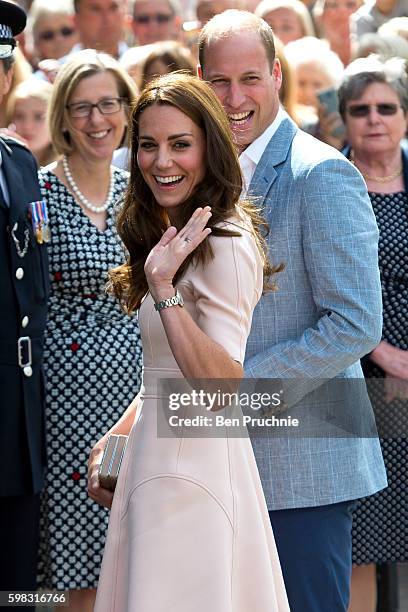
[[154, 290, 184, 312]]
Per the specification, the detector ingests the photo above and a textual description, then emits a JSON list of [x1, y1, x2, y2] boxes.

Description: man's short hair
[[132, 0, 181, 18], [198, 9, 276, 72]]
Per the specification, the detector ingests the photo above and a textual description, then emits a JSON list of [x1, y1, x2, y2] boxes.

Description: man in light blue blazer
[[199, 10, 387, 612]]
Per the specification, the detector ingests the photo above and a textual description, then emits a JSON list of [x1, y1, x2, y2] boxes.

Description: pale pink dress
[[94, 221, 289, 612]]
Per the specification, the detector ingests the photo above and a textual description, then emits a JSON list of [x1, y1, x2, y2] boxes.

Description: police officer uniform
[[0, 1, 49, 604]]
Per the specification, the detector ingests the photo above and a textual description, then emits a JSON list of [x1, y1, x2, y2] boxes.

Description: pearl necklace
[[62, 155, 114, 213]]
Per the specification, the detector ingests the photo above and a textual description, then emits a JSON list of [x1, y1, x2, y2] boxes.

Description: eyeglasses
[[346, 103, 402, 118], [38, 26, 75, 41], [66, 97, 126, 118], [133, 13, 172, 24]]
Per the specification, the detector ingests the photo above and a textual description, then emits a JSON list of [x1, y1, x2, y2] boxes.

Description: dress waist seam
[[121, 473, 234, 528]]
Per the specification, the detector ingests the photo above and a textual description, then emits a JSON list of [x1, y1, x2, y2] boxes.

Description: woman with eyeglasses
[[36, 50, 142, 612], [338, 55, 408, 612], [27, 0, 78, 67]]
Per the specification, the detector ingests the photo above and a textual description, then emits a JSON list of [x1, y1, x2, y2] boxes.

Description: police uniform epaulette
[[1, 135, 30, 150]]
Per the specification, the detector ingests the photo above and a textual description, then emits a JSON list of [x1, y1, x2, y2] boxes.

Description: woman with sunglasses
[[28, 0, 78, 67], [36, 50, 142, 612], [338, 55, 408, 612]]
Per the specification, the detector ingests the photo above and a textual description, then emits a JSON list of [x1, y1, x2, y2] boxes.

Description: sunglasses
[[346, 103, 402, 118], [38, 26, 75, 41], [134, 13, 172, 24]]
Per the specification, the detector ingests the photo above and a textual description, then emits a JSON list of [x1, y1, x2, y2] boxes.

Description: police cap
[[0, 1, 26, 60]]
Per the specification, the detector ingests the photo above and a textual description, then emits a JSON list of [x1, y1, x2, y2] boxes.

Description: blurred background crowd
[[4, 2, 408, 612], [7, 0, 408, 160]]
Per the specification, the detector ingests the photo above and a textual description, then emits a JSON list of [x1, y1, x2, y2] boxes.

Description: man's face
[[201, 31, 282, 152], [74, 0, 126, 52], [132, 0, 179, 45]]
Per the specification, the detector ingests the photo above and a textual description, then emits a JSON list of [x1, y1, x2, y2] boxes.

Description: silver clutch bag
[[98, 434, 128, 492]]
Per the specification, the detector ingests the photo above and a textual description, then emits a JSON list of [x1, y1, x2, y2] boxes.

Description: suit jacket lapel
[[248, 115, 298, 199]]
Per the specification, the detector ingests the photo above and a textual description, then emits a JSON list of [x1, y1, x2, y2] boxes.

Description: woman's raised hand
[[144, 206, 212, 299]]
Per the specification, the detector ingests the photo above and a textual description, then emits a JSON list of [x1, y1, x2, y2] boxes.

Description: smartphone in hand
[[317, 87, 345, 139]]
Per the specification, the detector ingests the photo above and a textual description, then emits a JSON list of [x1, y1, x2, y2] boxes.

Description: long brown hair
[[109, 72, 279, 313]]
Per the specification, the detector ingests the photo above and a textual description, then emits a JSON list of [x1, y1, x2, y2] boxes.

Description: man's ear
[[197, 64, 203, 79], [272, 58, 282, 91]]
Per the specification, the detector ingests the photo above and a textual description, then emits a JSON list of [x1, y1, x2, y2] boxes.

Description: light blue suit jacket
[[244, 114, 387, 510]]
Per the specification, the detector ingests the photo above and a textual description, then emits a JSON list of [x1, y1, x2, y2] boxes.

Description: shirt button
[[23, 366, 33, 377], [22, 316, 29, 328], [16, 268, 24, 280]]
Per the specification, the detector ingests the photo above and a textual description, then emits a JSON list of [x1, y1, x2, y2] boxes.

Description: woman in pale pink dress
[[88, 73, 289, 612]]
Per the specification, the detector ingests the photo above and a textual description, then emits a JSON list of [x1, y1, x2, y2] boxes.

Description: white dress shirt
[[239, 106, 285, 196]]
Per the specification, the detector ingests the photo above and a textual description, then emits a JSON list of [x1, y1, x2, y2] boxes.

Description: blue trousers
[[269, 501, 354, 612]]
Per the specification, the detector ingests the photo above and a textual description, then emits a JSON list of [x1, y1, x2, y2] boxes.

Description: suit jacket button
[[16, 267, 24, 280], [23, 366, 33, 377], [22, 316, 29, 328]]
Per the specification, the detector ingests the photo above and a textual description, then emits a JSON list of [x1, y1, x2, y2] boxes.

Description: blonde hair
[[255, 0, 315, 38], [285, 36, 344, 87], [28, 0, 75, 44], [274, 37, 299, 123], [48, 49, 138, 156], [6, 78, 53, 125]]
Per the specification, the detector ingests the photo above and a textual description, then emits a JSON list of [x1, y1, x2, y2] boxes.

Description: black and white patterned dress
[[352, 190, 408, 565], [37, 168, 143, 589]]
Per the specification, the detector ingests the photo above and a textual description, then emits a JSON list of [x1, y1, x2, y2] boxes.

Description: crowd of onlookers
[[6, 0, 408, 163], [4, 2, 408, 612]]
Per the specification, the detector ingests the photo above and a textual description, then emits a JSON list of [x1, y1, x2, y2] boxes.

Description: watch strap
[[154, 289, 184, 311]]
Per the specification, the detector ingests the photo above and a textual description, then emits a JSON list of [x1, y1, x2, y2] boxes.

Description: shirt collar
[[239, 106, 285, 167]]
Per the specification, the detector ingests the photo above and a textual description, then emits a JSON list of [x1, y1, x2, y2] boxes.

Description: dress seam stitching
[[120, 473, 234, 528]]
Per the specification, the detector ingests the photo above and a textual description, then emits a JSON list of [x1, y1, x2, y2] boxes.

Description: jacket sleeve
[[244, 156, 383, 405]]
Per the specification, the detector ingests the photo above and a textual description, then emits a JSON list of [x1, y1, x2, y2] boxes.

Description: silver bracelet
[[154, 289, 184, 311]]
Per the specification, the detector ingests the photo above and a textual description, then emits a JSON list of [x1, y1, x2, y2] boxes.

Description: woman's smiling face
[[66, 71, 127, 162], [137, 104, 207, 221]]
